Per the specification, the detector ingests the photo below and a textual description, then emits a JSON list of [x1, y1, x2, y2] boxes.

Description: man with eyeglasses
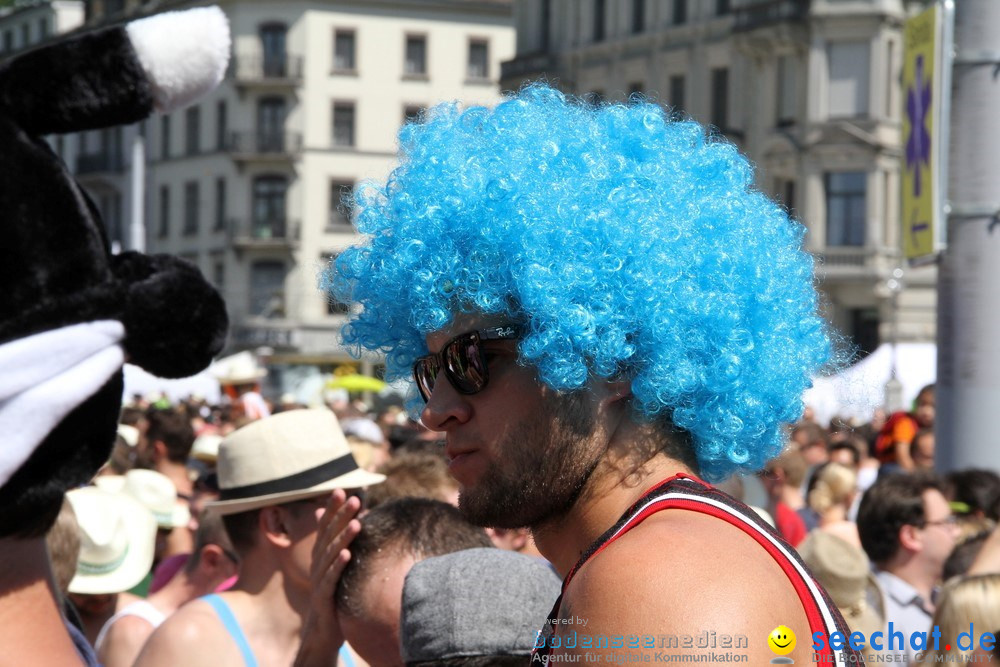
[[857, 474, 960, 662], [321, 85, 861, 664]]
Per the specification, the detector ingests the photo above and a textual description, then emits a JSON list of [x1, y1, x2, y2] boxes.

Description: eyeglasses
[[922, 515, 959, 528], [413, 325, 521, 402]]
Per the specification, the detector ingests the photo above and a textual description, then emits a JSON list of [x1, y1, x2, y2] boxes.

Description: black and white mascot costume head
[[0, 7, 231, 536]]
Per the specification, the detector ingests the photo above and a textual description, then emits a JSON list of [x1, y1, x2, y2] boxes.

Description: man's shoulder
[[102, 611, 158, 643], [98, 613, 159, 667], [556, 508, 814, 662], [564, 507, 811, 623], [575, 508, 778, 587], [134, 598, 234, 666]]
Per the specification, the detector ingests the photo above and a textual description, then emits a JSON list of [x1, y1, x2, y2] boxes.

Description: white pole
[[936, 0, 1000, 473], [129, 132, 146, 252]]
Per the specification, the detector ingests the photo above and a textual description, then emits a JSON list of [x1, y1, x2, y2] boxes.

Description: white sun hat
[[206, 408, 385, 515], [211, 350, 267, 386], [120, 468, 190, 529], [66, 486, 157, 595]]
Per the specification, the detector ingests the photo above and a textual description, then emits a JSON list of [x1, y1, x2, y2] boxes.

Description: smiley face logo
[[768, 625, 796, 656]]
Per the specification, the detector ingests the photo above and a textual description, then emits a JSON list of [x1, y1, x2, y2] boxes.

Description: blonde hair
[[924, 574, 1000, 661], [44, 497, 80, 595], [808, 463, 857, 514]]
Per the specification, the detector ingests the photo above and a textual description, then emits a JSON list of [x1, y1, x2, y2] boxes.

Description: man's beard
[[457, 391, 603, 530]]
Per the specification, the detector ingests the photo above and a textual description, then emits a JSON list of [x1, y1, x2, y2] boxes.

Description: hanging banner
[[901, 4, 943, 262]]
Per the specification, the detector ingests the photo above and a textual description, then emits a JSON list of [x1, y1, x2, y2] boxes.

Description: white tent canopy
[[803, 343, 936, 427], [122, 364, 221, 405]]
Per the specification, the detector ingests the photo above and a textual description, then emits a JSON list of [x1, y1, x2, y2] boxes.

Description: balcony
[[228, 217, 299, 249], [230, 324, 297, 349], [500, 52, 559, 86], [225, 131, 302, 164], [229, 53, 303, 87], [733, 0, 810, 32], [814, 247, 882, 281], [76, 151, 124, 175]]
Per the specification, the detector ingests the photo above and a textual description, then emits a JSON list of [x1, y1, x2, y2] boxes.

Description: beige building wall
[[17, 0, 513, 379], [502, 0, 936, 355]]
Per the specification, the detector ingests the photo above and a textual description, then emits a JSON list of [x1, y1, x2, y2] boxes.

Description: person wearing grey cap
[[401, 548, 561, 666]]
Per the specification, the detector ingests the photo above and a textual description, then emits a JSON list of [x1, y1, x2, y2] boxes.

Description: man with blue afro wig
[[322, 85, 860, 664]]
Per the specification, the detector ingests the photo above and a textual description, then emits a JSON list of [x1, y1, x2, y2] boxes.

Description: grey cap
[[400, 547, 561, 663]]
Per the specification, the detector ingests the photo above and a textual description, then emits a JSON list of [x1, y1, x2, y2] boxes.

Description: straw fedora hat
[[191, 432, 222, 463], [799, 531, 886, 639], [66, 486, 157, 595], [206, 408, 385, 515]]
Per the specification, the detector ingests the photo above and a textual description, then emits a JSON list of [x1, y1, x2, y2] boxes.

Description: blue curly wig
[[323, 84, 831, 481]]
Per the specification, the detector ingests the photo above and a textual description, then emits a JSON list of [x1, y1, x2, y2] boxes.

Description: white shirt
[[874, 569, 934, 662]]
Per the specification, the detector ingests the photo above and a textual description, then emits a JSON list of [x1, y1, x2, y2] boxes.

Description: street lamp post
[[884, 267, 905, 412]]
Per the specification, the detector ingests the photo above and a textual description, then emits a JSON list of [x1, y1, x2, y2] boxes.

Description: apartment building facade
[[8, 0, 513, 387], [501, 0, 936, 355]]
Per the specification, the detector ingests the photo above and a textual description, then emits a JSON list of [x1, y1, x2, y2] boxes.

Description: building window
[[672, 0, 687, 24], [20, 24, 29, 48], [257, 97, 287, 151], [827, 41, 870, 118], [100, 192, 123, 246], [214, 177, 226, 231], [3, 31, 12, 53], [669, 75, 685, 114], [540, 0, 551, 51], [775, 178, 795, 215], [849, 308, 880, 357], [158, 185, 170, 238], [328, 181, 353, 229], [249, 260, 286, 318], [212, 259, 225, 290], [405, 35, 427, 77], [710, 67, 729, 129], [216, 100, 227, 151], [332, 102, 355, 147], [252, 176, 288, 239], [161, 115, 171, 159], [320, 253, 351, 315], [183, 181, 199, 235], [260, 23, 288, 77], [632, 0, 645, 34], [467, 39, 488, 80], [825, 172, 867, 247], [593, 0, 606, 42], [38, 18, 48, 39], [334, 29, 356, 72], [716, 0, 731, 15], [403, 105, 423, 124], [777, 56, 796, 125], [185, 106, 200, 156]]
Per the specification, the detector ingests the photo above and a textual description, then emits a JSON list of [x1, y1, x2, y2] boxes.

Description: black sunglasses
[[413, 325, 521, 402]]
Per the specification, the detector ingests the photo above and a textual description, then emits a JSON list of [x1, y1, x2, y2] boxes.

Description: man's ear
[[260, 506, 293, 548], [152, 440, 168, 462], [199, 544, 224, 569], [601, 378, 633, 408], [898, 523, 922, 552]]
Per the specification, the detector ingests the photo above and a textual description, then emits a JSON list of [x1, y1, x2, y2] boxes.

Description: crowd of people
[[34, 376, 1000, 665]]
